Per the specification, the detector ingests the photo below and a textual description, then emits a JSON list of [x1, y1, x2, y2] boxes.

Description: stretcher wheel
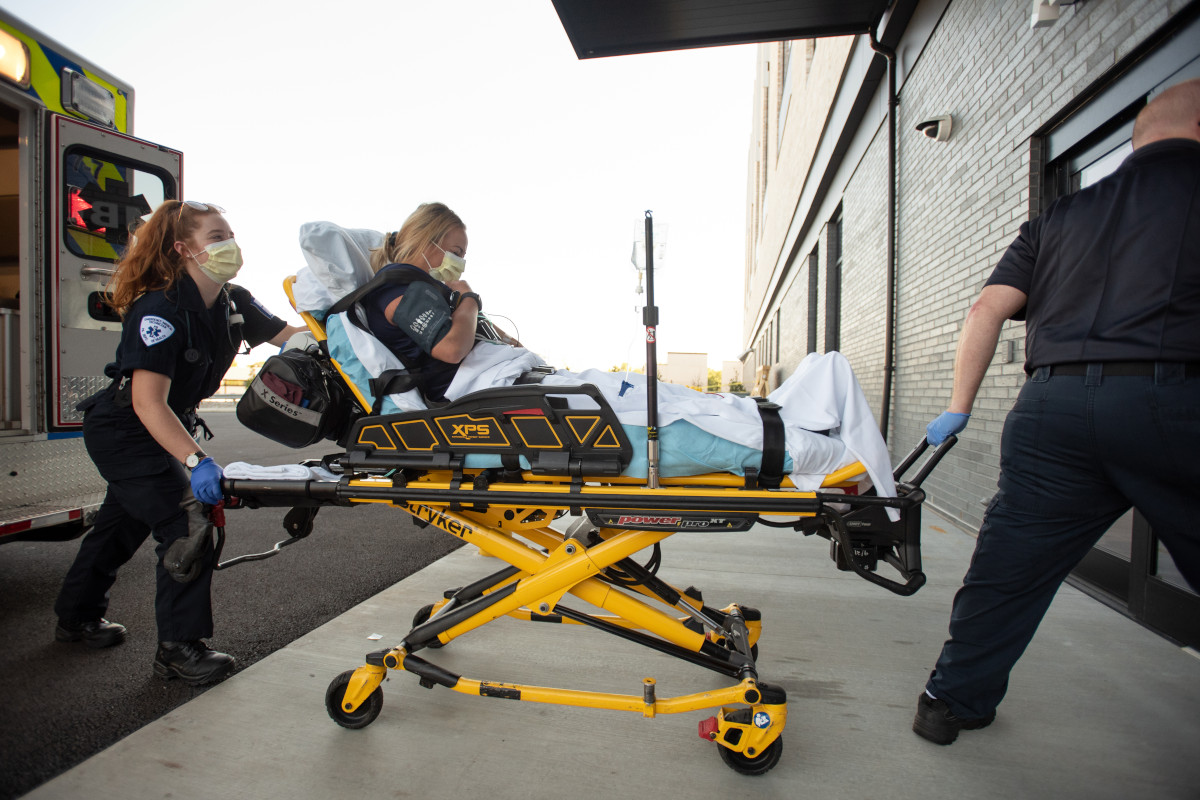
[[717, 735, 782, 775], [412, 604, 446, 648], [325, 670, 383, 729]]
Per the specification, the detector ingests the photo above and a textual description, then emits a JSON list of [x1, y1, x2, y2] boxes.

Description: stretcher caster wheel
[[717, 735, 782, 775], [412, 604, 446, 648], [325, 669, 383, 729]]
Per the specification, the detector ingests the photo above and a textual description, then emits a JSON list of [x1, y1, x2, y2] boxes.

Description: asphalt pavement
[[13, 491, 1200, 799], [0, 406, 462, 800]]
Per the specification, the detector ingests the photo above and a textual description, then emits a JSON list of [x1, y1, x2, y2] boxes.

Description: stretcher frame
[[218, 275, 956, 775]]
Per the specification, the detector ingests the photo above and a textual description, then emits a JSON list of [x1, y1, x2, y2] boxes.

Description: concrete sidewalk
[[26, 511, 1200, 799]]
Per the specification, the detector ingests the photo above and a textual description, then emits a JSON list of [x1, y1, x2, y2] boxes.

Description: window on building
[[806, 247, 819, 354], [773, 308, 781, 363], [824, 209, 842, 352], [778, 41, 794, 149]]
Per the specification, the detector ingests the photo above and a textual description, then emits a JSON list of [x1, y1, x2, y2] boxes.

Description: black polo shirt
[[82, 275, 285, 477], [986, 138, 1200, 370]]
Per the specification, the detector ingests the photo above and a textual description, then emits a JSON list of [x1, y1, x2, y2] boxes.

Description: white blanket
[[450, 346, 896, 505]]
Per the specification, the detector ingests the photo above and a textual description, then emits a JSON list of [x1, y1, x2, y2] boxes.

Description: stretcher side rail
[[221, 476, 918, 515], [219, 437, 953, 517], [343, 383, 633, 477]]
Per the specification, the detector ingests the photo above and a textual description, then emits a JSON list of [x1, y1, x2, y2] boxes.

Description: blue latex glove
[[926, 412, 970, 445], [190, 457, 225, 505]]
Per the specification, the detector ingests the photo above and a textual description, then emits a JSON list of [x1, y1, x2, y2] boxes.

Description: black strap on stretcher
[[326, 266, 505, 411], [368, 369, 425, 414], [750, 398, 785, 490], [325, 266, 446, 408], [327, 265, 450, 326]]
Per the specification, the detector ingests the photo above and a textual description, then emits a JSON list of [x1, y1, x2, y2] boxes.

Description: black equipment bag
[[236, 345, 357, 448]]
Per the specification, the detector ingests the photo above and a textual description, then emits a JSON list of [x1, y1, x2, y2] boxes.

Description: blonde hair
[[370, 202, 465, 273], [108, 199, 216, 315]]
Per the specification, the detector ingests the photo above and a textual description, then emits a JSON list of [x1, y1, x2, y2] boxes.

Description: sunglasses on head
[[176, 200, 226, 225]]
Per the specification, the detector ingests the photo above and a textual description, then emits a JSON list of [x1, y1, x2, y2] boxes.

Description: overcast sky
[[10, 0, 756, 371]]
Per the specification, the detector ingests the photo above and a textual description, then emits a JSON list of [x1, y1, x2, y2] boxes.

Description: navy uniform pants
[[927, 363, 1200, 719], [54, 461, 214, 643]]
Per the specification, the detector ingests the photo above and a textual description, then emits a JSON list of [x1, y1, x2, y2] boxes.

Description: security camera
[[915, 114, 953, 142]]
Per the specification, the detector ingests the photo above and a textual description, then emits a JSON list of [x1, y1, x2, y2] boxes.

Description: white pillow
[[297, 221, 383, 304]]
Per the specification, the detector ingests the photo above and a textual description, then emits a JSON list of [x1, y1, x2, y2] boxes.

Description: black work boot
[[153, 641, 236, 685], [912, 693, 996, 745], [55, 618, 127, 649]]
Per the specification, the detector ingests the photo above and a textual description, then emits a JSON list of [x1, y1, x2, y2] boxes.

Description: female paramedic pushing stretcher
[[360, 202, 518, 402], [54, 200, 304, 685]]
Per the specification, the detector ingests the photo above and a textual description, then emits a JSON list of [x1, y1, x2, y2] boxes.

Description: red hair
[[108, 199, 213, 314]]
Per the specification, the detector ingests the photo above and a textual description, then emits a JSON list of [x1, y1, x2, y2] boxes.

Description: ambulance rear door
[[49, 115, 180, 430]]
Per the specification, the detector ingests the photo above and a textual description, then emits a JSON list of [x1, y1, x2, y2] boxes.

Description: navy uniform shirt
[[362, 263, 459, 402], [986, 139, 1200, 371], [82, 274, 285, 478]]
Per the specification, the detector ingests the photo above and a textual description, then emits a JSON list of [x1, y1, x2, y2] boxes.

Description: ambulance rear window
[[63, 147, 171, 263]]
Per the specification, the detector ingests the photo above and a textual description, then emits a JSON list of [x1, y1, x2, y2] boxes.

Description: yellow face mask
[[192, 238, 244, 284], [427, 241, 466, 283]]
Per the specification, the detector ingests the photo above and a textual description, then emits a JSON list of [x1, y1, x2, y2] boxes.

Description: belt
[[1045, 361, 1200, 377]]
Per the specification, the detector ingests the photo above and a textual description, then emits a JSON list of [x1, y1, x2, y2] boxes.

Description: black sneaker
[[912, 693, 996, 745], [153, 641, 236, 685], [55, 618, 127, 649]]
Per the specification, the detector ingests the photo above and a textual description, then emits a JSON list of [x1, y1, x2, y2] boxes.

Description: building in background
[[740, 0, 1199, 647], [720, 360, 743, 393], [659, 351, 708, 389]]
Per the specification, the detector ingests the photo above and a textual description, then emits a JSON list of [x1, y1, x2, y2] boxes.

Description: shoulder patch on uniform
[[140, 315, 176, 346]]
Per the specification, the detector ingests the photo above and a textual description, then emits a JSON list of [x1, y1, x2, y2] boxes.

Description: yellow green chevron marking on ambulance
[[0, 18, 129, 132]]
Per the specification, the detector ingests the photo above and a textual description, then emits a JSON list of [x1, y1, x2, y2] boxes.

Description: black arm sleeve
[[228, 284, 288, 346]]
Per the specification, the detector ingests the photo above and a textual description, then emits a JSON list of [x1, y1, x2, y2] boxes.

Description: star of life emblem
[[140, 315, 175, 346]]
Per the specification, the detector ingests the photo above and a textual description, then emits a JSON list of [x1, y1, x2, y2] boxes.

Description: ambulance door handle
[[80, 266, 116, 279]]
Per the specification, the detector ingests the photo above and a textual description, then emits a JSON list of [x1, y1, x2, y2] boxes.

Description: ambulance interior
[[1, 101, 19, 429]]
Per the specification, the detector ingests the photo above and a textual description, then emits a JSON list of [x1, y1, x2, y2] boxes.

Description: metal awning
[[551, 0, 894, 59]]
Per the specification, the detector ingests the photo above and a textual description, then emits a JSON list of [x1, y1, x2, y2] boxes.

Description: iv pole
[[642, 210, 660, 489]]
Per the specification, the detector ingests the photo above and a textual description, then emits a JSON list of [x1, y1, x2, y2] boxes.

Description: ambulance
[[0, 9, 181, 541]]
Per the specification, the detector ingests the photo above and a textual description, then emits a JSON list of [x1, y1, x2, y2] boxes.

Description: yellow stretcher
[[219, 277, 957, 776]]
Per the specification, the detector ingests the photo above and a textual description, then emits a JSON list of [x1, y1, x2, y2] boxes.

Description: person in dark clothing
[[360, 202, 518, 402], [54, 200, 304, 685], [914, 79, 1200, 745]]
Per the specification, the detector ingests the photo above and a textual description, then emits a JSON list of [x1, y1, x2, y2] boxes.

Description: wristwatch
[[457, 291, 482, 312], [184, 450, 208, 470]]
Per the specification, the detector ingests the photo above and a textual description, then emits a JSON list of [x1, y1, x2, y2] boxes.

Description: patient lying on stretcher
[[288, 203, 896, 500]]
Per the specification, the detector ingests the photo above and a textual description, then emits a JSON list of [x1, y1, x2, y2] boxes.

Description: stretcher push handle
[[892, 435, 957, 487]]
